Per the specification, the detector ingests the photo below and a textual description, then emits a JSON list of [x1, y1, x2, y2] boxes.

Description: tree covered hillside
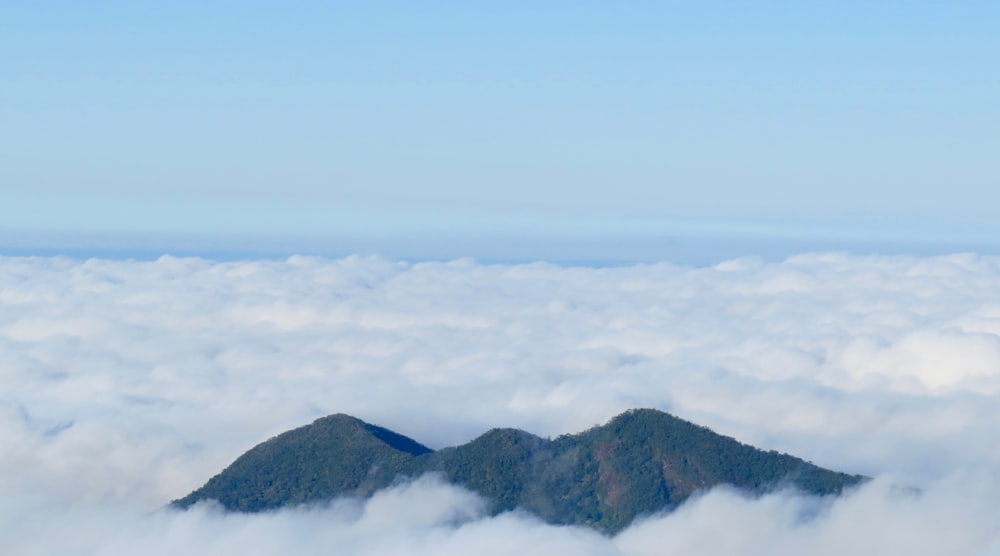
[[174, 409, 865, 532]]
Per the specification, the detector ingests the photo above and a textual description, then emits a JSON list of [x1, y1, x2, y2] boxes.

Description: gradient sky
[[2, 2, 998, 261]]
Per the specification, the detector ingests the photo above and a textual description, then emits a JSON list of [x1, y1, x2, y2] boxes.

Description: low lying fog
[[3, 253, 1000, 554]]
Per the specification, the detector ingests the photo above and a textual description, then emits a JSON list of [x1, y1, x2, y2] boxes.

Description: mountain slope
[[174, 409, 865, 532], [172, 413, 431, 511]]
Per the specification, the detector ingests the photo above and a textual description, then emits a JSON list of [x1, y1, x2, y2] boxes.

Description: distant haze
[[3, 2, 999, 253]]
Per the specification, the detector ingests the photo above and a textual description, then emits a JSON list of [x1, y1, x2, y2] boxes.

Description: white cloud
[[2, 252, 1000, 553], [617, 475, 1000, 556]]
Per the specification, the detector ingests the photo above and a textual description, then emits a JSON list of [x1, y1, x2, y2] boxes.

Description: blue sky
[[2, 1, 998, 262]]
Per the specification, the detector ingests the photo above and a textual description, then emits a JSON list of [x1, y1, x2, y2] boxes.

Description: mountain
[[172, 414, 431, 512], [174, 409, 865, 532]]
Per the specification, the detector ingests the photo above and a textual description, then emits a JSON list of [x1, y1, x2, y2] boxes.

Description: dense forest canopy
[[174, 409, 865, 533]]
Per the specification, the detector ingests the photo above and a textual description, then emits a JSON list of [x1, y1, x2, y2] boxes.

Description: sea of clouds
[[3, 252, 1000, 554]]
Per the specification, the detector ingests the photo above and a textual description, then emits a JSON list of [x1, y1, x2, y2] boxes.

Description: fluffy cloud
[[2, 252, 1000, 553]]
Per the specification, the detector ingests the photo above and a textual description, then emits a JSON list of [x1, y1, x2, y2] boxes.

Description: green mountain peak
[[174, 409, 865, 533]]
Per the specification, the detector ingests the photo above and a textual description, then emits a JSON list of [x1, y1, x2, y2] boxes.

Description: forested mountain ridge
[[172, 414, 432, 512], [174, 409, 865, 532]]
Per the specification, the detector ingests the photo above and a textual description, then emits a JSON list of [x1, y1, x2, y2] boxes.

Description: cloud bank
[[2, 252, 1000, 554]]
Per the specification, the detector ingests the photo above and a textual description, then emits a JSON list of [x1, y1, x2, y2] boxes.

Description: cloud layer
[[2, 253, 1000, 553]]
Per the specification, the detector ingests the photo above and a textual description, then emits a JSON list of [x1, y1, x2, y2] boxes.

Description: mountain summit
[[174, 409, 864, 532]]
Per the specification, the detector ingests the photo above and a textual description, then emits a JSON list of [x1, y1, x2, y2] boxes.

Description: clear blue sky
[[2, 1, 998, 262]]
